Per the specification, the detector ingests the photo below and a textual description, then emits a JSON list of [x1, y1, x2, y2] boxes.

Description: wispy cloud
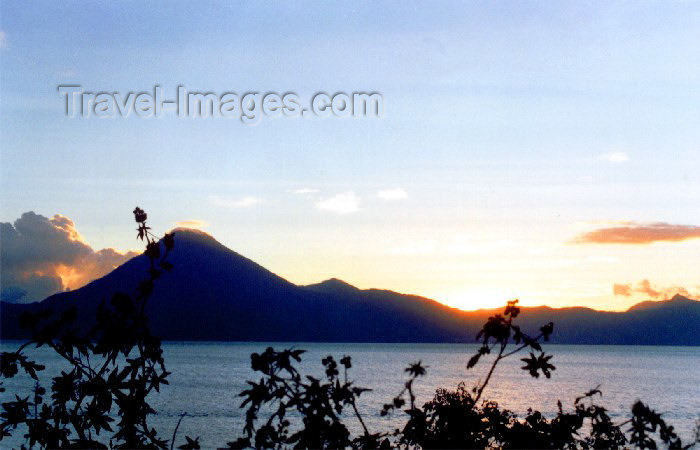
[[613, 279, 698, 299], [596, 152, 629, 164], [209, 195, 263, 209], [0, 30, 8, 49], [175, 219, 209, 229], [613, 283, 633, 296], [376, 188, 408, 200], [573, 222, 700, 244], [315, 191, 360, 215], [290, 188, 319, 195]]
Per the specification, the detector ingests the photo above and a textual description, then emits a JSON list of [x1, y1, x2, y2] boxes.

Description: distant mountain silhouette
[[626, 293, 697, 312], [1, 230, 698, 345]]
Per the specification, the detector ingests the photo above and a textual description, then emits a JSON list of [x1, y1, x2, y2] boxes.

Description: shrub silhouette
[[226, 349, 386, 449], [1, 211, 697, 449], [234, 301, 693, 449], [0, 208, 191, 449]]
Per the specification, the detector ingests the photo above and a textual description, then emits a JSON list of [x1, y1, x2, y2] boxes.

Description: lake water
[[2, 342, 699, 448]]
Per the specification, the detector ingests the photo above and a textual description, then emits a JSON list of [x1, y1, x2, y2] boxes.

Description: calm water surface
[[2, 342, 699, 448]]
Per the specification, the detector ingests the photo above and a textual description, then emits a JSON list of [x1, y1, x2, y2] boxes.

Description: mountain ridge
[[1, 229, 698, 345]]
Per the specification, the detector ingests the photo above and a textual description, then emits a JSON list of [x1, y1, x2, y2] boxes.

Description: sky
[[1, 1, 699, 310]]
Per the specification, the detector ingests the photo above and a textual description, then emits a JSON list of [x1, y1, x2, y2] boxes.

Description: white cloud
[[209, 195, 263, 208], [597, 152, 629, 164], [377, 188, 408, 200], [315, 191, 360, 215], [290, 188, 319, 194], [0, 31, 8, 49]]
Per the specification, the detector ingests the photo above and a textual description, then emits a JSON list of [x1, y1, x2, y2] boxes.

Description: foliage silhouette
[[232, 301, 696, 449], [0, 208, 199, 449], [1, 213, 697, 449], [226, 349, 387, 449]]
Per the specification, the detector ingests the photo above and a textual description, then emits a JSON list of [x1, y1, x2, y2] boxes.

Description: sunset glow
[[1, 2, 698, 310]]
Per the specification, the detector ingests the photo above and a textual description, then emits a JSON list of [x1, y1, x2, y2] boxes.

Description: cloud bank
[[612, 279, 698, 299], [0, 212, 139, 303], [574, 222, 700, 244]]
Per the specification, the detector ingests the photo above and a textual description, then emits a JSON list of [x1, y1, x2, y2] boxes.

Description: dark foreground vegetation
[[1, 210, 698, 449]]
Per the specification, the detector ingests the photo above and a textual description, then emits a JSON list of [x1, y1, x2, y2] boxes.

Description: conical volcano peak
[[168, 227, 219, 243], [162, 227, 236, 255]]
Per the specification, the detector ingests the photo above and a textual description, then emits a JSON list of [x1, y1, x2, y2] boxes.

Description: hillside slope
[[1, 230, 698, 344]]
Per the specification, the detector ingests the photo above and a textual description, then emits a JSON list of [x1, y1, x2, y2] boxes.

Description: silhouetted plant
[[227, 348, 388, 449], [234, 301, 696, 449], [0, 208, 198, 449], [628, 400, 685, 449], [1, 217, 697, 449]]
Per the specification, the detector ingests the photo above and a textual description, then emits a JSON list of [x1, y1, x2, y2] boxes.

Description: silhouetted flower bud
[[133, 207, 147, 223]]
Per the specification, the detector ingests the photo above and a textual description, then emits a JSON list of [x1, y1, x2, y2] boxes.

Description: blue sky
[[2, 1, 699, 309]]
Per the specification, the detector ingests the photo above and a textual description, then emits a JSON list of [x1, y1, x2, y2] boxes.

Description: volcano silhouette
[[1, 229, 698, 344]]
